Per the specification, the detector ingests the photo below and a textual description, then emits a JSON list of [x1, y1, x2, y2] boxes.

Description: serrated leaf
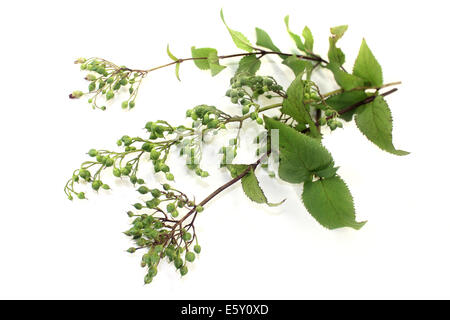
[[324, 90, 367, 122], [175, 63, 181, 81], [237, 55, 261, 75], [255, 27, 281, 52], [191, 47, 217, 70], [328, 63, 365, 91], [166, 44, 178, 61], [314, 166, 339, 179], [302, 26, 314, 52], [302, 176, 366, 230], [284, 15, 306, 52], [282, 56, 308, 76], [353, 39, 383, 87], [355, 96, 409, 156], [281, 73, 320, 137], [208, 51, 226, 76], [220, 9, 253, 52], [264, 117, 334, 184], [227, 164, 284, 206]]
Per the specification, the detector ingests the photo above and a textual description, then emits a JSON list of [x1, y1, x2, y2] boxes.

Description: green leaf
[[328, 63, 365, 91], [191, 47, 216, 70], [166, 44, 178, 61], [330, 25, 348, 40], [284, 15, 306, 52], [324, 90, 367, 122], [227, 164, 284, 206], [255, 27, 281, 52], [328, 37, 346, 66], [175, 63, 181, 81], [220, 9, 254, 52], [315, 166, 339, 179], [236, 55, 261, 75], [282, 56, 308, 76], [302, 26, 314, 52], [327, 25, 348, 66], [355, 96, 409, 156], [281, 73, 320, 138], [302, 176, 366, 230], [264, 117, 334, 184], [353, 39, 383, 87], [208, 51, 226, 76]]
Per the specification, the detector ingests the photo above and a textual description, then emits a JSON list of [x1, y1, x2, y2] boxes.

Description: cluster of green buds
[[226, 74, 284, 107], [185, 104, 228, 130], [125, 183, 203, 283], [71, 58, 145, 110], [318, 110, 344, 131]]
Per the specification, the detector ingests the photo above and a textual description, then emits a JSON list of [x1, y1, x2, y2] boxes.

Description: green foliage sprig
[[66, 10, 408, 284]]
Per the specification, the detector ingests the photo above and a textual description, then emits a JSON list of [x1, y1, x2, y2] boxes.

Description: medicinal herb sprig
[[66, 10, 408, 284]]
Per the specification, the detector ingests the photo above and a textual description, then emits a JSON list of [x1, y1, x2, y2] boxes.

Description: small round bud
[[69, 90, 83, 99], [163, 184, 171, 191], [77, 192, 86, 199], [182, 232, 192, 241], [113, 168, 121, 177], [88, 149, 98, 157], [137, 186, 150, 194], [242, 105, 250, 115], [180, 265, 188, 276], [133, 203, 143, 210], [121, 101, 128, 109], [150, 149, 161, 160], [105, 158, 114, 167], [127, 247, 136, 253], [129, 101, 136, 109], [165, 172, 174, 181], [185, 252, 195, 262], [106, 91, 114, 100], [142, 142, 152, 152], [174, 257, 183, 269], [101, 184, 110, 190], [196, 205, 204, 213], [194, 245, 201, 254], [256, 117, 263, 125], [151, 189, 161, 198], [92, 180, 102, 191]]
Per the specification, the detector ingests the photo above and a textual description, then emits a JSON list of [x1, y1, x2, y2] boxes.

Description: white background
[[0, 0, 449, 299]]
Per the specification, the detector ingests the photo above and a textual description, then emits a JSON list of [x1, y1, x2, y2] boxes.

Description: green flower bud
[[185, 109, 192, 117], [325, 109, 334, 117], [182, 232, 192, 241], [88, 82, 96, 92], [163, 184, 171, 191], [113, 168, 121, 177], [256, 117, 263, 125], [92, 180, 102, 191], [105, 158, 114, 167], [101, 184, 110, 190], [194, 245, 201, 254], [88, 149, 98, 157], [201, 171, 209, 178], [121, 167, 131, 176], [106, 90, 114, 100], [74, 57, 87, 64], [150, 149, 160, 160], [167, 203, 176, 213], [171, 210, 179, 218], [180, 265, 188, 276], [121, 101, 128, 109], [127, 247, 136, 253], [242, 105, 250, 115], [196, 205, 204, 213], [174, 257, 183, 269], [207, 120, 219, 129], [142, 142, 152, 152], [151, 189, 161, 198], [165, 172, 174, 181], [69, 90, 83, 99], [185, 252, 195, 262], [129, 101, 136, 109], [79, 169, 91, 180], [137, 186, 150, 194], [250, 112, 258, 120], [77, 192, 86, 199]]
